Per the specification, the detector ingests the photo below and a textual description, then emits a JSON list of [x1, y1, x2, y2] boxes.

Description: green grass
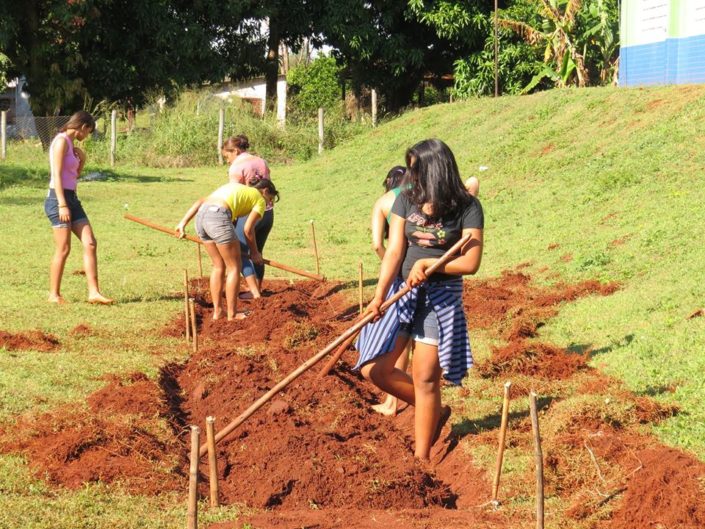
[[1, 84, 705, 527]]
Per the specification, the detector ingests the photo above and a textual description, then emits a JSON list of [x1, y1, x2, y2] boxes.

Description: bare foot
[[372, 395, 399, 417], [48, 295, 67, 304], [227, 311, 248, 321], [212, 309, 225, 320], [88, 293, 114, 305]]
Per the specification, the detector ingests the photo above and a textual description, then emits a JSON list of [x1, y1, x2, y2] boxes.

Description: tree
[[0, 0, 266, 115], [287, 55, 342, 116], [251, 0, 324, 112], [435, 0, 546, 97], [315, 0, 486, 112]]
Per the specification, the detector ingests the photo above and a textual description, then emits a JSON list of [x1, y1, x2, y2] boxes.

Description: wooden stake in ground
[[206, 416, 219, 508], [200, 233, 475, 456], [189, 298, 198, 353], [196, 244, 203, 277], [310, 219, 320, 276], [124, 214, 324, 281], [529, 391, 545, 529], [358, 261, 364, 314], [492, 381, 512, 505], [183, 270, 191, 342], [187, 425, 200, 529]]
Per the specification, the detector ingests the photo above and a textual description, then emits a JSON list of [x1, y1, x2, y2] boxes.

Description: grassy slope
[[1, 84, 704, 528]]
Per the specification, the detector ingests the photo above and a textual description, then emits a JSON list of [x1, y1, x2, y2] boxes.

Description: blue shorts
[[195, 205, 237, 244], [44, 189, 88, 228], [399, 288, 440, 346]]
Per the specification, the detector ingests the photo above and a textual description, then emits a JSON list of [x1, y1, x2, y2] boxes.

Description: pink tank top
[[49, 133, 80, 191], [228, 152, 273, 210], [228, 153, 270, 185]]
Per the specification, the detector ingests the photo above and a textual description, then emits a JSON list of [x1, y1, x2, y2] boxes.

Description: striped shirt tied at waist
[[354, 277, 473, 385]]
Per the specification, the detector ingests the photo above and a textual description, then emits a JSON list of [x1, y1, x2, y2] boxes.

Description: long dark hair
[[60, 111, 95, 133], [251, 178, 280, 203], [404, 139, 471, 220], [383, 165, 406, 191]]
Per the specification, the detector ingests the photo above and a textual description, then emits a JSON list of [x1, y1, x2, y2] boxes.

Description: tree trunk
[[24, 1, 47, 116], [265, 17, 280, 114], [280, 42, 289, 75]]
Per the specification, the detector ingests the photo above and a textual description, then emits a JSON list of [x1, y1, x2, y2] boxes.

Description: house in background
[[0, 77, 37, 138], [214, 75, 287, 124]]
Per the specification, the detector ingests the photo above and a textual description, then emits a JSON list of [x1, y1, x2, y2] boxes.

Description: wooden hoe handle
[[124, 213, 325, 281], [199, 232, 475, 456]]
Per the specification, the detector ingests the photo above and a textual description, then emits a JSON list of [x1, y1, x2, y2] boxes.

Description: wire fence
[[0, 90, 376, 165], [1, 115, 70, 147]]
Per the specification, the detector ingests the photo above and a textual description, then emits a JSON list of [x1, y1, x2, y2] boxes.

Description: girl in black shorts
[[356, 139, 484, 461]]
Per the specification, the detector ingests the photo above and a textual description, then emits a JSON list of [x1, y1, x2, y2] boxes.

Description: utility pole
[[494, 0, 500, 97]]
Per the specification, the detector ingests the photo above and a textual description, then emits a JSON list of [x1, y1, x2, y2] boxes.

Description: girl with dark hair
[[371, 165, 406, 260], [356, 139, 484, 461], [44, 110, 113, 304], [221, 135, 275, 297], [369, 165, 409, 416], [175, 180, 279, 321]]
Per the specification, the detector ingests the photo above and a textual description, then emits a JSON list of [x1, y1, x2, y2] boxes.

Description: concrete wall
[[620, 0, 705, 85]]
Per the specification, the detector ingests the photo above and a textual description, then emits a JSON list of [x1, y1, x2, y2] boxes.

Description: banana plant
[[499, 0, 590, 89]]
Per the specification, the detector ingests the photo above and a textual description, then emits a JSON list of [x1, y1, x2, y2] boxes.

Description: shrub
[[82, 88, 366, 168]]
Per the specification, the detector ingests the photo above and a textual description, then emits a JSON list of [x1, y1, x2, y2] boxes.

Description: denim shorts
[[195, 205, 237, 244], [399, 288, 440, 346], [44, 189, 88, 228]]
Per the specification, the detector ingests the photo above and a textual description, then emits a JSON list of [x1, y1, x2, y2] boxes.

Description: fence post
[[371, 89, 377, 127], [217, 106, 225, 166], [187, 425, 200, 529], [277, 78, 286, 128], [318, 108, 324, 154], [1, 111, 6, 161], [529, 391, 545, 529], [110, 110, 117, 167]]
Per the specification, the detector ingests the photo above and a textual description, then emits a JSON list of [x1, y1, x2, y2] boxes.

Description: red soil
[[0, 373, 182, 493], [69, 323, 94, 337], [0, 329, 60, 352], [2, 271, 703, 529]]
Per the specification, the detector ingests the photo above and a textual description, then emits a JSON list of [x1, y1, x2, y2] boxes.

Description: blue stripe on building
[[620, 34, 705, 86]]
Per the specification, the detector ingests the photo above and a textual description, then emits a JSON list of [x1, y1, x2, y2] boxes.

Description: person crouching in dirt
[[175, 180, 279, 321], [222, 135, 275, 298], [356, 139, 484, 461]]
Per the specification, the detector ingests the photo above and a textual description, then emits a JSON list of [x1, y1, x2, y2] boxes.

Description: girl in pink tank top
[[44, 111, 113, 305], [221, 134, 276, 295], [49, 133, 80, 191]]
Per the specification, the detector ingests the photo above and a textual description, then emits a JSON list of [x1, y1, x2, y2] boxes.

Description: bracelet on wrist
[[59, 204, 68, 208]]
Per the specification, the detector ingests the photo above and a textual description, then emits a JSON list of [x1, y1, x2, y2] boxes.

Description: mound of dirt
[[87, 372, 168, 418], [477, 340, 588, 380], [172, 280, 471, 510], [0, 330, 60, 352], [69, 323, 93, 337], [463, 271, 619, 341], [610, 446, 705, 529], [1, 376, 182, 493]]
